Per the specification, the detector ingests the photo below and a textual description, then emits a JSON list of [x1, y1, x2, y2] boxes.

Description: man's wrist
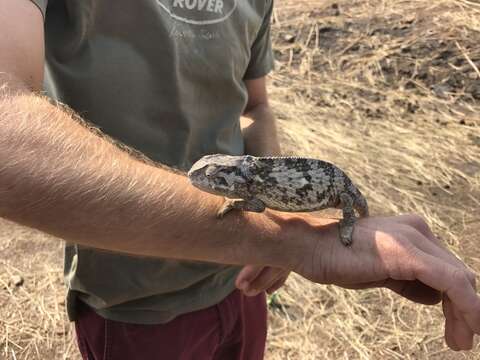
[[277, 213, 341, 283], [246, 211, 336, 273]]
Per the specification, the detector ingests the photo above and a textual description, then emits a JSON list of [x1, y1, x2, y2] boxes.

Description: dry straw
[[1, 0, 480, 359]]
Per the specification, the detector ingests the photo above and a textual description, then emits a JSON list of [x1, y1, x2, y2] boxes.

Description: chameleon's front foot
[[217, 199, 236, 218], [217, 198, 266, 218]]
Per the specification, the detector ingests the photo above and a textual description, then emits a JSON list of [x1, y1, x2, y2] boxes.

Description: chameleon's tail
[[354, 191, 369, 217]]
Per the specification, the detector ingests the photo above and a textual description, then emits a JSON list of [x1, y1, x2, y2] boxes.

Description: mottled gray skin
[[188, 154, 369, 246]]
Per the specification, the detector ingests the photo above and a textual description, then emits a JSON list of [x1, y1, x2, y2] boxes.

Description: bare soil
[[1, 0, 480, 359]]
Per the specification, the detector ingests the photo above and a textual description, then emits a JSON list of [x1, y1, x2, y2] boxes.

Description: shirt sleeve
[[29, 0, 48, 20], [243, 0, 275, 80]]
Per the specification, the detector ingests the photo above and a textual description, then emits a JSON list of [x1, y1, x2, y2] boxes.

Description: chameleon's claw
[[338, 219, 354, 247], [339, 193, 356, 247]]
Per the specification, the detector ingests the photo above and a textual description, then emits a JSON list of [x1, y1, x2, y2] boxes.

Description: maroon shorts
[[74, 290, 267, 360]]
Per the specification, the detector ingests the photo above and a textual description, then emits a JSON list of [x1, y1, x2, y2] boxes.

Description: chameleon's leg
[[354, 193, 369, 218], [338, 193, 356, 247], [217, 198, 266, 218]]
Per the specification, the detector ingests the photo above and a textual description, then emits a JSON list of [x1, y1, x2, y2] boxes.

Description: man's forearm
[[0, 89, 304, 268], [242, 104, 281, 156]]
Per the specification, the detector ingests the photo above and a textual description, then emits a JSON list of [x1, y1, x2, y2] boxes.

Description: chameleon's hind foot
[[339, 193, 356, 247], [338, 218, 354, 247]]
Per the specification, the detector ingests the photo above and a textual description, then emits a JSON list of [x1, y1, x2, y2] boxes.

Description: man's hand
[[274, 212, 479, 351], [236, 264, 289, 296]]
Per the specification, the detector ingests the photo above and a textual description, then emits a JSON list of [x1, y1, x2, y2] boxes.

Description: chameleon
[[187, 154, 369, 246]]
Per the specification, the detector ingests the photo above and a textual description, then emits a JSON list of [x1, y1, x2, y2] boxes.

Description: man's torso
[[31, 0, 274, 323]]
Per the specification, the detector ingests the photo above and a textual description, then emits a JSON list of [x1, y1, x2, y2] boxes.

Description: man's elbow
[[242, 102, 271, 119]]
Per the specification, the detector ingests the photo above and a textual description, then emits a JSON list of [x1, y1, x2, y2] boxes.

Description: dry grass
[[266, 1, 480, 359], [1, 0, 480, 359]]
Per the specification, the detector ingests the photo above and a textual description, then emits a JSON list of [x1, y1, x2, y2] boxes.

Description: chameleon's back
[[248, 157, 347, 212], [188, 154, 368, 216]]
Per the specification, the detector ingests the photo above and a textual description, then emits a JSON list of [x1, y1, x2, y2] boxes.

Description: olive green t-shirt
[[30, 0, 274, 324]]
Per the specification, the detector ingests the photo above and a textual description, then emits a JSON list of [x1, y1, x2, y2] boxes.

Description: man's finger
[[449, 295, 474, 350], [235, 265, 263, 290], [414, 250, 480, 334], [337, 279, 441, 305], [384, 279, 442, 305], [402, 224, 477, 289], [443, 295, 460, 351], [366, 215, 474, 284], [244, 267, 287, 296], [443, 294, 475, 351], [267, 275, 289, 294]]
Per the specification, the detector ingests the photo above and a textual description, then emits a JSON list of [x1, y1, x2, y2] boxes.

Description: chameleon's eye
[[205, 166, 220, 178]]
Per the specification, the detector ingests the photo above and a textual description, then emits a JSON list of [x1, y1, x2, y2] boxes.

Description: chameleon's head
[[187, 154, 253, 198]]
